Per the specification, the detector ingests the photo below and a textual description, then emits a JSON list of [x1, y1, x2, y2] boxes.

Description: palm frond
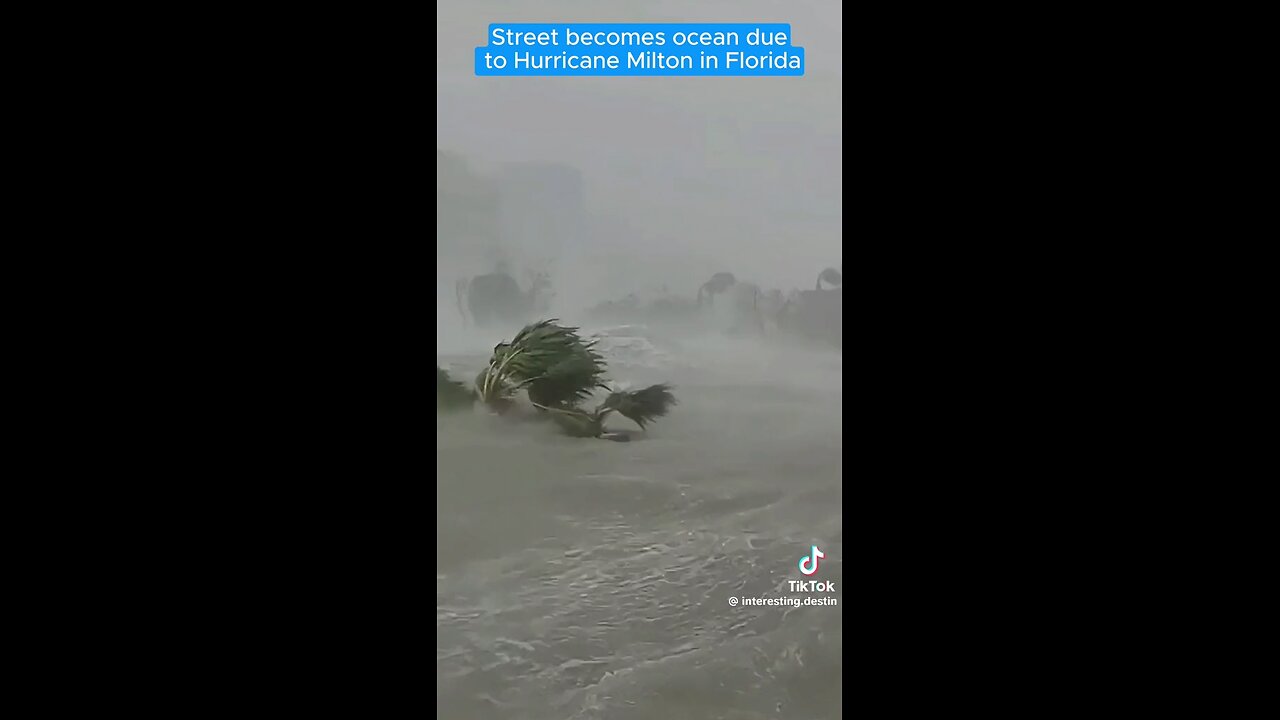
[[437, 367, 475, 410], [475, 367, 516, 399], [461, 319, 679, 437], [526, 345, 609, 408], [536, 403, 605, 438], [479, 319, 607, 407], [494, 319, 590, 380], [473, 367, 519, 414], [600, 383, 677, 430]]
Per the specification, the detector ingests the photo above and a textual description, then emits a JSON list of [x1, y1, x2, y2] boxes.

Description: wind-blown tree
[[440, 319, 678, 439], [816, 267, 842, 290], [474, 319, 608, 409], [697, 272, 737, 307]]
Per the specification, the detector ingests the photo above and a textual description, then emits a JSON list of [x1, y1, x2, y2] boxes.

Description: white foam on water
[[585, 324, 680, 372]]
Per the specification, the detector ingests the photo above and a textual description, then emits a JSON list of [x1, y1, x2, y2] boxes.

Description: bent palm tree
[[474, 319, 608, 409], [448, 319, 678, 439], [816, 267, 842, 290], [697, 272, 736, 307]]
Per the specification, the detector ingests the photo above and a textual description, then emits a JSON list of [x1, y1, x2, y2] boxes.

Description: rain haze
[[437, 2, 843, 717]]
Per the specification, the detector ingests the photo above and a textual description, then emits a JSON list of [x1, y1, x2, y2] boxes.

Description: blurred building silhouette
[[497, 162, 584, 267], [437, 150, 500, 262]]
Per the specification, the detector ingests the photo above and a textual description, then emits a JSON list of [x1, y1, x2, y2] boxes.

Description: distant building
[[437, 150, 500, 262], [497, 162, 585, 266]]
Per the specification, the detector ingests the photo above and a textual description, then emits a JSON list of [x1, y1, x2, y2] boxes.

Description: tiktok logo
[[798, 545, 825, 575]]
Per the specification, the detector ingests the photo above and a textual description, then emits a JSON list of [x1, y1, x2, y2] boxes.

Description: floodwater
[[437, 318, 843, 720]]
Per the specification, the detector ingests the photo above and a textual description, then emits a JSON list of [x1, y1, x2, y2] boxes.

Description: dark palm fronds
[[493, 319, 589, 381], [474, 367, 515, 399], [540, 405, 605, 438], [816, 267, 842, 290], [477, 319, 605, 407], [526, 347, 610, 409], [458, 319, 678, 438], [437, 367, 475, 411], [600, 383, 677, 430], [697, 272, 737, 307]]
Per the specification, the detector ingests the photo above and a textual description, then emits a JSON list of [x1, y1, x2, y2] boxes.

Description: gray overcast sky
[[437, 0, 842, 292]]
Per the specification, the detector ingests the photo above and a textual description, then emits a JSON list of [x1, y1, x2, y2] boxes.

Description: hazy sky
[[437, 1, 842, 294]]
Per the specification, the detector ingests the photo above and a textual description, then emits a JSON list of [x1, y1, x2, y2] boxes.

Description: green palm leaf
[[478, 319, 607, 408], [543, 405, 605, 437], [465, 319, 679, 438], [600, 383, 677, 430], [527, 346, 609, 408]]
